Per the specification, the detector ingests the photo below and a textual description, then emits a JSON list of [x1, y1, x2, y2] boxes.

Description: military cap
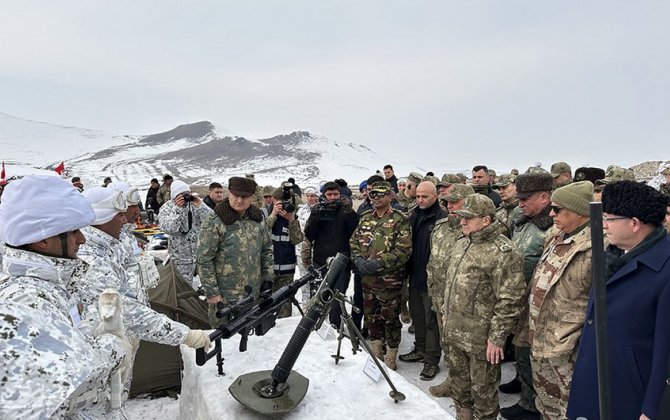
[[494, 173, 516, 187], [573, 167, 605, 184], [370, 181, 392, 195], [515, 173, 554, 199], [596, 165, 636, 185], [437, 173, 462, 188], [271, 187, 284, 200], [442, 184, 476, 202], [525, 166, 549, 175], [228, 176, 257, 197], [423, 175, 439, 185], [407, 172, 423, 185], [454, 194, 496, 218], [510, 169, 519, 176], [488, 169, 497, 178], [550, 162, 572, 178], [261, 185, 275, 197]]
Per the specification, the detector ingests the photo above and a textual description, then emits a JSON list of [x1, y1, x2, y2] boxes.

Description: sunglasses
[[549, 205, 563, 214], [369, 191, 389, 199]]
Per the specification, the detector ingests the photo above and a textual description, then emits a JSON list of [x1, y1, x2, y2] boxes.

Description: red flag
[[1, 161, 5, 179], [55, 162, 65, 175]]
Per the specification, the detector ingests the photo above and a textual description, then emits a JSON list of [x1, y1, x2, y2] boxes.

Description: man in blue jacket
[[567, 180, 670, 420]]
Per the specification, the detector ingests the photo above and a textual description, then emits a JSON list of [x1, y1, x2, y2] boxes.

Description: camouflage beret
[[228, 176, 257, 197], [370, 181, 392, 194], [494, 173, 516, 187], [454, 194, 496, 218], [442, 184, 476, 202], [261, 185, 275, 196], [407, 172, 423, 185], [550, 162, 572, 178], [437, 173, 462, 188], [596, 165, 636, 185], [573, 167, 605, 184], [515, 173, 554, 198]]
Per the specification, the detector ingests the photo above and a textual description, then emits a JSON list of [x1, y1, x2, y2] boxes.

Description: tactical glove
[[354, 257, 367, 275], [362, 259, 383, 274], [184, 329, 212, 351]]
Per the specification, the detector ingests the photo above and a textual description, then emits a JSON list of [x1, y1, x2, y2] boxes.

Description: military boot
[[428, 377, 451, 397], [384, 347, 398, 370], [369, 340, 384, 360], [456, 407, 473, 420]]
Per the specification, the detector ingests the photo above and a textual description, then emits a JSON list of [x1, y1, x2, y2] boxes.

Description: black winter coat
[[304, 204, 359, 266], [407, 200, 448, 291]]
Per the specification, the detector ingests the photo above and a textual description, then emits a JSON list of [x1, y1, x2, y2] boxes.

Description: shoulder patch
[[434, 217, 450, 227], [494, 235, 513, 253]]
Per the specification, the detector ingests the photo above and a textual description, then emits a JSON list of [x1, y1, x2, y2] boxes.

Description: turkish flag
[[55, 162, 65, 175], [1, 161, 5, 179]]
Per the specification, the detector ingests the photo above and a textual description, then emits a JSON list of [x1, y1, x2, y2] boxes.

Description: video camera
[[281, 182, 296, 213]]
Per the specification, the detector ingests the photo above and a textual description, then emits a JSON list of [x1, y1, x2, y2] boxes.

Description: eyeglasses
[[369, 191, 389, 199], [602, 215, 629, 223], [91, 191, 128, 212], [549, 205, 564, 214]]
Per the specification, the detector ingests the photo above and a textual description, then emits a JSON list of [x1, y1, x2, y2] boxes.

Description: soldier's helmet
[[454, 194, 496, 219], [494, 174, 516, 187], [442, 184, 476, 202], [596, 165, 636, 185]]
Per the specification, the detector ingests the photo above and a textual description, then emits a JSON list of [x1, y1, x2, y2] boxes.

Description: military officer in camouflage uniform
[[426, 183, 475, 398], [494, 174, 518, 238], [0, 176, 128, 418], [156, 174, 173, 209], [441, 194, 525, 420], [528, 181, 594, 419], [397, 171, 422, 212], [196, 177, 274, 327], [436, 173, 462, 201], [550, 161, 572, 189], [158, 180, 212, 285], [501, 172, 554, 420], [593, 165, 637, 201], [350, 181, 412, 370]]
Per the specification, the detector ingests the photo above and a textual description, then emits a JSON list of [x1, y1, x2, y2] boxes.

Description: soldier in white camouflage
[[158, 180, 212, 285], [196, 177, 274, 327], [441, 194, 525, 420], [500, 172, 554, 420], [528, 181, 594, 420], [350, 181, 412, 371], [426, 183, 475, 397], [0, 176, 128, 418], [494, 174, 518, 238]]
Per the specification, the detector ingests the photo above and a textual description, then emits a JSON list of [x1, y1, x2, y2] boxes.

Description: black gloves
[[354, 257, 383, 275]]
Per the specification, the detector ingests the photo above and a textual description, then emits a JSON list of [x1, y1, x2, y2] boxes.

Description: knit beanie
[[602, 180, 667, 226], [551, 181, 593, 216]]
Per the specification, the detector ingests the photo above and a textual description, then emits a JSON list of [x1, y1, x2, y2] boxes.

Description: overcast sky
[[1, 1, 668, 172]]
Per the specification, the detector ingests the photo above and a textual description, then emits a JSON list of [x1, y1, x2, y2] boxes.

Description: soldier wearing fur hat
[[442, 194, 525, 420], [500, 172, 555, 420], [528, 181, 594, 420], [196, 177, 274, 326], [568, 181, 670, 420]]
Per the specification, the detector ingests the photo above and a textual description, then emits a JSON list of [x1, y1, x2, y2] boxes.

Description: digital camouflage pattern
[[75, 226, 190, 346], [118, 223, 159, 306], [597, 165, 636, 184], [495, 201, 518, 238], [447, 345, 501, 420], [528, 226, 592, 420], [426, 216, 461, 319], [350, 207, 412, 347], [441, 222, 525, 356], [0, 246, 125, 418], [395, 189, 413, 210], [195, 204, 274, 326], [158, 200, 212, 281]]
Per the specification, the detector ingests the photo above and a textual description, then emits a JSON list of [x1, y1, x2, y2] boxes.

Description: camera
[[182, 193, 195, 203], [281, 182, 296, 213], [317, 197, 342, 221]]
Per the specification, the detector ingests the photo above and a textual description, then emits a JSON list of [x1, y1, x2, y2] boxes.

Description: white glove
[[184, 329, 212, 351]]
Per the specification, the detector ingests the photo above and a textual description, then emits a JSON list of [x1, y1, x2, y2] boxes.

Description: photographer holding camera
[[158, 180, 212, 286], [304, 181, 359, 328], [264, 185, 304, 318]]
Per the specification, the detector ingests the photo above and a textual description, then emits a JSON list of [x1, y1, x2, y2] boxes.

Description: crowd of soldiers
[[2, 161, 670, 419]]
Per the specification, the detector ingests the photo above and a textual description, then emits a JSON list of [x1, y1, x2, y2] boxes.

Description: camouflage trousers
[[530, 352, 575, 420], [174, 262, 195, 284], [273, 273, 294, 318], [446, 345, 501, 420], [362, 277, 402, 348]]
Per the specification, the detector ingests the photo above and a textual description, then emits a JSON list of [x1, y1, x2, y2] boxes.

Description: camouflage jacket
[[350, 207, 412, 286], [75, 226, 189, 345], [0, 247, 125, 419], [156, 184, 171, 206], [495, 200, 518, 238], [158, 200, 212, 266], [529, 225, 592, 358], [426, 215, 462, 313], [510, 205, 554, 346], [396, 190, 414, 212], [441, 222, 525, 355], [196, 200, 274, 302], [118, 223, 159, 305]]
